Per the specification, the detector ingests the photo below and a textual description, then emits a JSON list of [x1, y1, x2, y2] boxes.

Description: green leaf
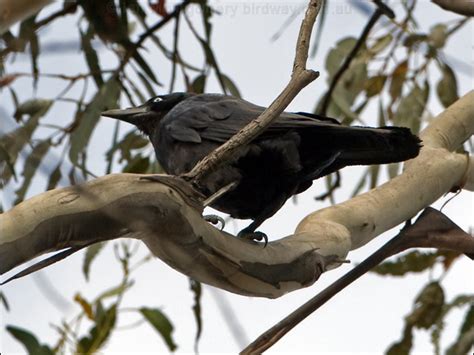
[[393, 83, 428, 133], [0, 99, 52, 183], [132, 51, 160, 85], [389, 61, 408, 102], [15, 140, 50, 204], [369, 34, 392, 55], [77, 304, 117, 354], [83, 242, 106, 281], [0, 143, 16, 180], [106, 131, 149, 163], [95, 281, 133, 302], [386, 324, 413, 355], [406, 282, 444, 329], [428, 24, 447, 49], [7, 326, 54, 355], [46, 163, 62, 190], [372, 251, 438, 276], [190, 279, 202, 352], [436, 63, 458, 108], [74, 293, 94, 320], [403, 34, 427, 48], [0, 291, 10, 311], [69, 77, 121, 165], [221, 74, 241, 98], [136, 68, 157, 98], [325, 37, 358, 79], [192, 74, 206, 94], [81, 27, 104, 89], [123, 155, 150, 173], [365, 75, 387, 98], [460, 304, 474, 334], [140, 307, 177, 351]]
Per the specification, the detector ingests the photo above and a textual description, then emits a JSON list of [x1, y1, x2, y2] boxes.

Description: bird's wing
[[162, 95, 340, 144]]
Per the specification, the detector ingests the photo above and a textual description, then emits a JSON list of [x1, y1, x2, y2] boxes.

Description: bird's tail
[[303, 125, 422, 169]]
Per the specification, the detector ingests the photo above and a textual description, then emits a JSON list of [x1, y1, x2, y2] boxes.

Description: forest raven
[[102, 93, 421, 240]]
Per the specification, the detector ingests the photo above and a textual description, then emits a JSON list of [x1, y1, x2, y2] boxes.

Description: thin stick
[[185, 0, 324, 184]]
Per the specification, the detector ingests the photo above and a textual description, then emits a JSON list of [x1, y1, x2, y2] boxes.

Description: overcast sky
[[1, 1, 473, 354]]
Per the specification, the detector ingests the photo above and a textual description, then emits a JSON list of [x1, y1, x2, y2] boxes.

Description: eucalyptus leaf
[[436, 63, 458, 108], [140, 307, 177, 351]]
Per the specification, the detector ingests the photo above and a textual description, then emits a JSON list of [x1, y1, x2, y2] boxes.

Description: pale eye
[[153, 97, 162, 103]]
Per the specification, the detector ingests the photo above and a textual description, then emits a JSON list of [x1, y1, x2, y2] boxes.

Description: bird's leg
[[203, 214, 226, 230], [237, 220, 268, 246]]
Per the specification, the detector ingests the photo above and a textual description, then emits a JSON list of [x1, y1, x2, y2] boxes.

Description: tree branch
[[184, 0, 323, 184], [1, 92, 472, 298]]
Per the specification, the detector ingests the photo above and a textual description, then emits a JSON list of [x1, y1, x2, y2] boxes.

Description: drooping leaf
[[132, 51, 160, 85], [436, 63, 458, 108], [192, 74, 206, 94], [95, 281, 134, 302], [372, 251, 438, 276], [15, 140, 50, 204], [7, 326, 54, 355], [221, 74, 241, 98], [0, 143, 16, 180], [74, 293, 94, 320], [190, 279, 203, 352], [325, 37, 358, 79], [123, 155, 150, 173], [69, 77, 121, 165], [80, 27, 104, 89], [46, 163, 62, 190], [0, 291, 10, 311], [392, 82, 428, 133], [369, 34, 392, 55], [389, 60, 408, 102], [406, 282, 444, 329], [386, 325, 413, 355], [140, 307, 177, 351], [0, 99, 52, 183], [76, 304, 117, 354], [106, 130, 149, 163], [365, 75, 387, 98], [83, 242, 106, 281], [428, 24, 447, 49]]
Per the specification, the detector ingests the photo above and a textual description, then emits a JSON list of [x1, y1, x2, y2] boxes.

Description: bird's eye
[[153, 97, 163, 103]]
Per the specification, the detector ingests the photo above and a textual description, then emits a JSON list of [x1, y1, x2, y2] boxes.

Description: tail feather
[[335, 126, 422, 165], [301, 125, 422, 169]]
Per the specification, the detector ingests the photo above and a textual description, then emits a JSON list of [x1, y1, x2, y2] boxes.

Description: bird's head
[[102, 92, 193, 135]]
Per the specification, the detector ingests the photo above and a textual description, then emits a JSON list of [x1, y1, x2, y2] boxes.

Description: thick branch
[[185, 0, 322, 184], [0, 0, 54, 34], [1, 93, 472, 297], [297, 91, 474, 250], [431, 0, 474, 16]]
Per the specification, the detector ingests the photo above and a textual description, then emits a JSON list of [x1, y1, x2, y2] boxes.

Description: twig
[[319, 6, 386, 115], [114, 0, 192, 75], [185, 0, 323, 184], [240, 208, 474, 354], [35, 2, 78, 28]]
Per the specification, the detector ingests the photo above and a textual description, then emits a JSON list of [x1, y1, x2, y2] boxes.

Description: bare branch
[[241, 208, 474, 354], [184, 0, 323, 184]]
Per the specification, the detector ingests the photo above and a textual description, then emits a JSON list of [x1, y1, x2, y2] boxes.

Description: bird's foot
[[237, 230, 268, 247], [204, 214, 225, 230]]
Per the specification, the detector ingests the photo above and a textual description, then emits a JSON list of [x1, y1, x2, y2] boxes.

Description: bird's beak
[[101, 105, 150, 125]]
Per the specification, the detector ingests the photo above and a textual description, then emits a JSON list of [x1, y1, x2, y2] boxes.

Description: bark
[[0, 0, 54, 34], [1, 92, 472, 298]]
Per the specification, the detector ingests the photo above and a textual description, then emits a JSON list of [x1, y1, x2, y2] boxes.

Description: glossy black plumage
[[102, 93, 421, 236]]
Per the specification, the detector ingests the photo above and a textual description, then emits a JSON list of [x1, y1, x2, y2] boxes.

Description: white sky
[[1, 1, 473, 354]]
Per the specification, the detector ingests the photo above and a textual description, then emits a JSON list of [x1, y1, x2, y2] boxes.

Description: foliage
[[0, 0, 471, 353]]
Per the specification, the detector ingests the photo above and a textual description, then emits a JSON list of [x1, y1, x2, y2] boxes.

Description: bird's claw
[[204, 214, 225, 230], [237, 230, 268, 247]]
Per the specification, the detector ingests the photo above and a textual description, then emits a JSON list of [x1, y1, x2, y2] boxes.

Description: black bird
[[102, 93, 421, 240]]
